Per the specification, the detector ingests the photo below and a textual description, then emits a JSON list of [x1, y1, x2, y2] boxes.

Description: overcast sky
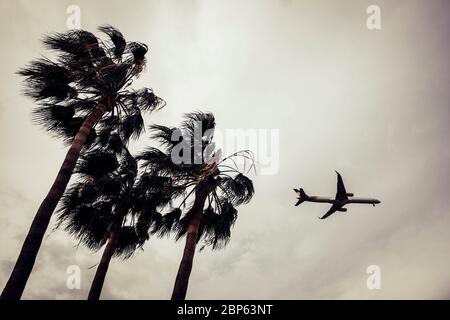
[[0, 0, 449, 299]]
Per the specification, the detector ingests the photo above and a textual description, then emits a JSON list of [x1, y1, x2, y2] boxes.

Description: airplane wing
[[319, 203, 340, 219], [335, 171, 348, 201]]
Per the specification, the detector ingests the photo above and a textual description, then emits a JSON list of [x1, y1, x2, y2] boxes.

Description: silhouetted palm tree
[[57, 134, 173, 300], [138, 112, 255, 300], [1, 26, 164, 300]]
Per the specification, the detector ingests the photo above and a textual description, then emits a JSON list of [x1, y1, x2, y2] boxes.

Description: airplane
[[294, 171, 381, 219]]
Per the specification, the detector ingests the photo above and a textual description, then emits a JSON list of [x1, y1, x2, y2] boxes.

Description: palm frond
[[31, 111, 95, 146], [219, 173, 255, 206], [57, 201, 114, 251], [94, 63, 131, 94], [21, 74, 76, 102], [75, 150, 119, 177], [114, 226, 146, 259], [174, 211, 193, 241], [148, 124, 179, 148], [98, 25, 126, 59], [43, 30, 100, 60], [196, 206, 218, 243], [108, 132, 124, 153], [181, 111, 215, 140], [67, 100, 97, 114], [207, 201, 237, 250], [153, 208, 181, 237], [137, 146, 172, 173], [127, 42, 148, 65], [18, 58, 72, 84], [137, 88, 165, 111], [119, 112, 144, 142], [32, 104, 75, 131]]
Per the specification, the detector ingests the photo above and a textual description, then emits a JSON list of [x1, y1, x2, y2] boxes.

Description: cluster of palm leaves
[[140, 113, 255, 299], [57, 135, 175, 300], [1, 26, 255, 300], [21, 26, 162, 146]]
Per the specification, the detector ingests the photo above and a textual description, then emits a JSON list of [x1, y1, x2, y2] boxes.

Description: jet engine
[[338, 208, 347, 212], [346, 193, 354, 197]]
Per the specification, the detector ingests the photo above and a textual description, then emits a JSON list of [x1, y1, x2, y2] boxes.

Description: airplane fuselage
[[307, 196, 380, 206]]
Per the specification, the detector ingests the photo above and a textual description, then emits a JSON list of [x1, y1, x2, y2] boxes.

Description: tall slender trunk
[[171, 188, 208, 300], [1, 101, 108, 300], [87, 217, 123, 301]]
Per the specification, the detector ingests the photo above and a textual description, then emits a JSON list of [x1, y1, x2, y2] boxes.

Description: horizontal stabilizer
[[294, 188, 308, 206]]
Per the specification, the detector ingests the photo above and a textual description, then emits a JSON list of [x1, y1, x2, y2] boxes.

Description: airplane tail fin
[[294, 188, 309, 206]]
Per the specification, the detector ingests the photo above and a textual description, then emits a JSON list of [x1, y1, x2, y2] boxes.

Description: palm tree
[[1, 26, 164, 300], [57, 134, 175, 300], [138, 112, 255, 300]]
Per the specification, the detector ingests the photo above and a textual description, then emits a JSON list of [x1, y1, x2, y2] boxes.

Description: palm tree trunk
[[87, 218, 122, 301], [171, 188, 208, 300], [1, 101, 109, 300]]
